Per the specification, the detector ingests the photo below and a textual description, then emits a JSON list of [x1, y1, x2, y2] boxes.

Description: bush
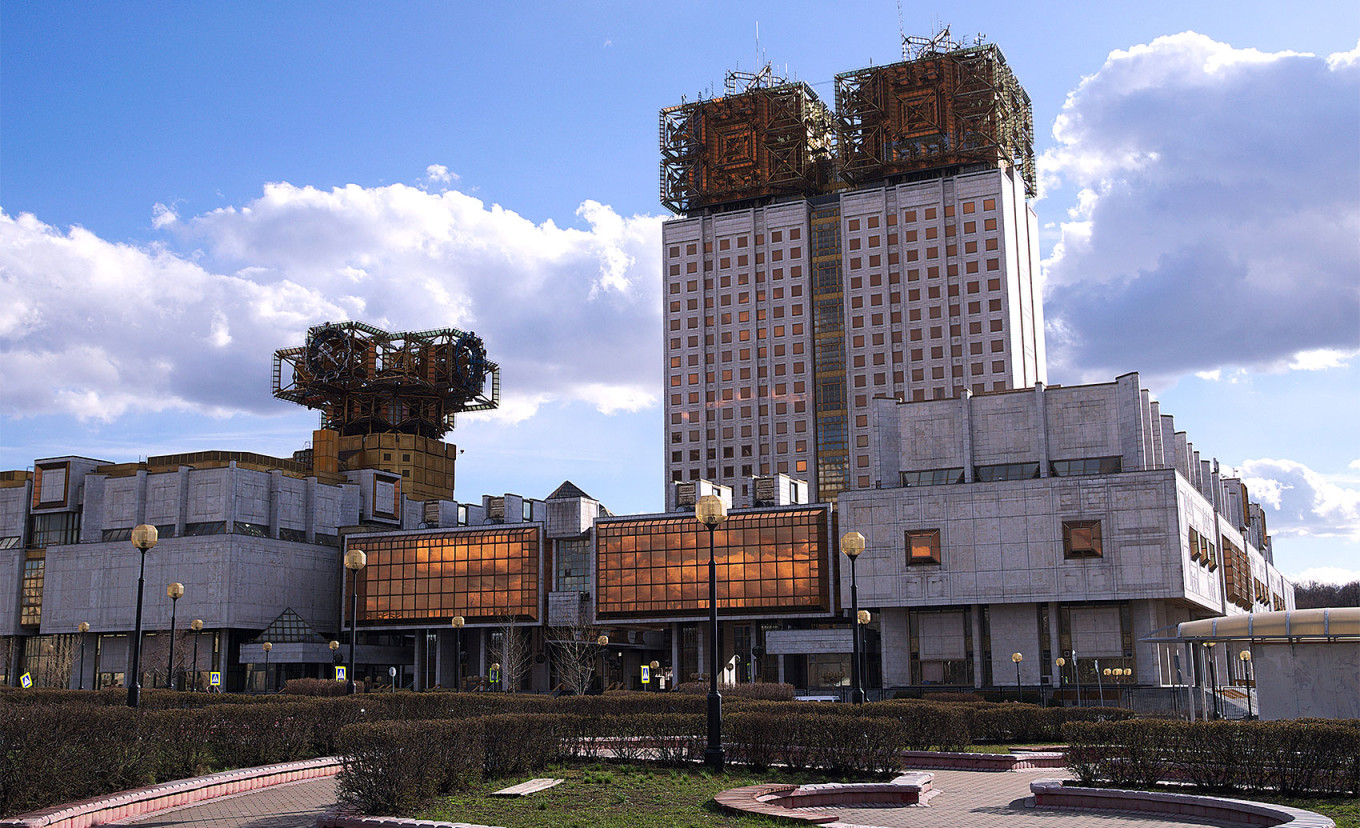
[[672, 681, 796, 701], [336, 720, 481, 815], [1065, 718, 1360, 796], [283, 678, 365, 696]]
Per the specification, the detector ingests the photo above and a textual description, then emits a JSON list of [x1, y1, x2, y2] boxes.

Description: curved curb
[[714, 773, 933, 825], [1029, 779, 1336, 827], [0, 757, 342, 828]]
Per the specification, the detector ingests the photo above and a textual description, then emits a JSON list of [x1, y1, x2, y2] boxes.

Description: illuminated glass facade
[[595, 507, 830, 619], [352, 527, 540, 624]]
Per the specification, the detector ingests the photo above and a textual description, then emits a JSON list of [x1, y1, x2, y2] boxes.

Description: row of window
[[899, 458, 1124, 487], [97, 522, 337, 546], [900, 519, 1103, 566]]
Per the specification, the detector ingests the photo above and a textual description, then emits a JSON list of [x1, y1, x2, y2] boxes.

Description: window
[[900, 468, 965, 487], [906, 529, 941, 565], [974, 462, 1040, 482], [1051, 457, 1123, 477], [102, 527, 134, 542], [28, 512, 81, 548], [1062, 520, 1103, 559], [279, 527, 308, 543], [20, 558, 44, 626], [184, 521, 227, 536], [234, 521, 269, 538]]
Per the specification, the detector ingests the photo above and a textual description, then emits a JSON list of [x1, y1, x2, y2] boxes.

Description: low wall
[[1029, 779, 1334, 827], [0, 757, 342, 828]]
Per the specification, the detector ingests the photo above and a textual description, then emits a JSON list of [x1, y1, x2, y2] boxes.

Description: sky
[[2, 2, 1357, 585]]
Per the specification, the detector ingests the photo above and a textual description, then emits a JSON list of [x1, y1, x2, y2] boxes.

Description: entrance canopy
[[1147, 607, 1360, 644]]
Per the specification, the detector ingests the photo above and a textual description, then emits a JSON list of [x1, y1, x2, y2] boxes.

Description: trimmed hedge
[[1065, 719, 1360, 796]]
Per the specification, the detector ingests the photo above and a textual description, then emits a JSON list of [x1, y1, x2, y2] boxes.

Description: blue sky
[[2, 2, 1357, 584]]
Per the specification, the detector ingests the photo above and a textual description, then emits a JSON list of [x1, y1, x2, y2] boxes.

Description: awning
[[1143, 607, 1360, 643]]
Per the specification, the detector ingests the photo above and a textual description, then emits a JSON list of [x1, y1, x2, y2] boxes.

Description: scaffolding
[[659, 66, 835, 215], [272, 321, 499, 439], [835, 32, 1035, 196]]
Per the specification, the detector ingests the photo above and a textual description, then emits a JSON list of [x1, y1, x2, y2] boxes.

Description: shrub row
[[1065, 719, 1360, 796]]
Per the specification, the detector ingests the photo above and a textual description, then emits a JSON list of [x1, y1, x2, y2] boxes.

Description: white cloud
[[1288, 566, 1360, 586], [0, 178, 664, 425], [1040, 33, 1360, 383], [1240, 457, 1360, 543], [423, 164, 457, 185]]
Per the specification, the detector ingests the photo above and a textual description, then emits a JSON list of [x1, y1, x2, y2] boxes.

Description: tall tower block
[[660, 30, 1046, 508]]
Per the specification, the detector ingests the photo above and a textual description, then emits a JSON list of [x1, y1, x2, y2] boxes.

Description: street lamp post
[[490, 662, 501, 692], [596, 635, 609, 692], [1094, 658, 1104, 708], [166, 583, 183, 690], [452, 616, 465, 692], [344, 548, 367, 695], [1012, 653, 1024, 702], [77, 622, 90, 690], [1239, 650, 1253, 720], [650, 660, 661, 693], [1073, 649, 1083, 708], [840, 531, 866, 705], [127, 525, 159, 708], [1205, 642, 1220, 719], [329, 639, 340, 682], [1055, 657, 1066, 707], [262, 642, 273, 692], [190, 620, 204, 691], [695, 493, 728, 770]]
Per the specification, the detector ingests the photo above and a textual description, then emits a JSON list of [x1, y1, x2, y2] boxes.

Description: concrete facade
[[838, 372, 1294, 690]]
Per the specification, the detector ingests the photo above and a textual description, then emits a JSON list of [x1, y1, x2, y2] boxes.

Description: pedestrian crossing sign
[[19, 672, 32, 689], [209, 671, 221, 687], [641, 665, 650, 684], [335, 666, 346, 682]]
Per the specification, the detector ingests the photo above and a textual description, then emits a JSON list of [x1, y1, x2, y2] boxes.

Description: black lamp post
[[452, 616, 465, 692], [695, 494, 728, 770], [1012, 652, 1024, 702], [262, 641, 273, 692], [127, 525, 158, 708], [1205, 642, 1220, 719], [1095, 658, 1104, 707], [1239, 650, 1254, 720], [190, 620, 204, 691], [166, 582, 183, 690], [1055, 657, 1066, 706], [840, 531, 866, 705], [344, 548, 367, 695], [650, 660, 661, 693], [77, 622, 89, 690]]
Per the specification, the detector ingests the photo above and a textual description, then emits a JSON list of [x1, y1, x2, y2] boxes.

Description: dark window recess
[[102, 527, 134, 542], [278, 527, 308, 543], [155, 524, 177, 539], [183, 521, 227, 537], [974, 462, 1040, 482], [233, 522, 269, 538], [1062, 520, 1103, 558], [313, 533, 339, 547], [900, 468, 965, 487], [28, 512, 81, 548], [906, 529, 942, 565], [1051, 457, 1122, 477], [0, 537, 20, 550]]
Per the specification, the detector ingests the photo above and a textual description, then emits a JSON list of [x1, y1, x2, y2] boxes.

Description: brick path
[[109, 766, 1258, 828], [828, 769, 1242, 828], [119, 777, 338, 828]]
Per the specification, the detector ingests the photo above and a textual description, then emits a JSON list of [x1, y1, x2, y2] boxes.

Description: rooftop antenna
[[897, 0, 906, 58], [755, 20, 760, 72]]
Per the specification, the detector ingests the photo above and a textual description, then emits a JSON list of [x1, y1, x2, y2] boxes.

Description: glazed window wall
[[595, 508, 829, 619], [352, 527, 540, 624]]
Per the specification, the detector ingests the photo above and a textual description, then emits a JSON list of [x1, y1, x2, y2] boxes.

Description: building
[[661, 32, 1045, 508], [835, 373, 1294, 699]]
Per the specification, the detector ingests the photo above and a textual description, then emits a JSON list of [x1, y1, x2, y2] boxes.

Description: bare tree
[[547, 612, 598, 695], [491, 613, 532, 693]]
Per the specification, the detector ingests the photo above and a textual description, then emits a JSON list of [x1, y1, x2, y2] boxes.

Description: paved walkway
[[107, 766, 1263, 828], [828, 769, 1244, 828], [118, 778, 338, 828]]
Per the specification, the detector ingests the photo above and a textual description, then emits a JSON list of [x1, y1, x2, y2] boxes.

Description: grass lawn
[[420, 763, 881, 828], [1240, 794, 1360, 828]]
